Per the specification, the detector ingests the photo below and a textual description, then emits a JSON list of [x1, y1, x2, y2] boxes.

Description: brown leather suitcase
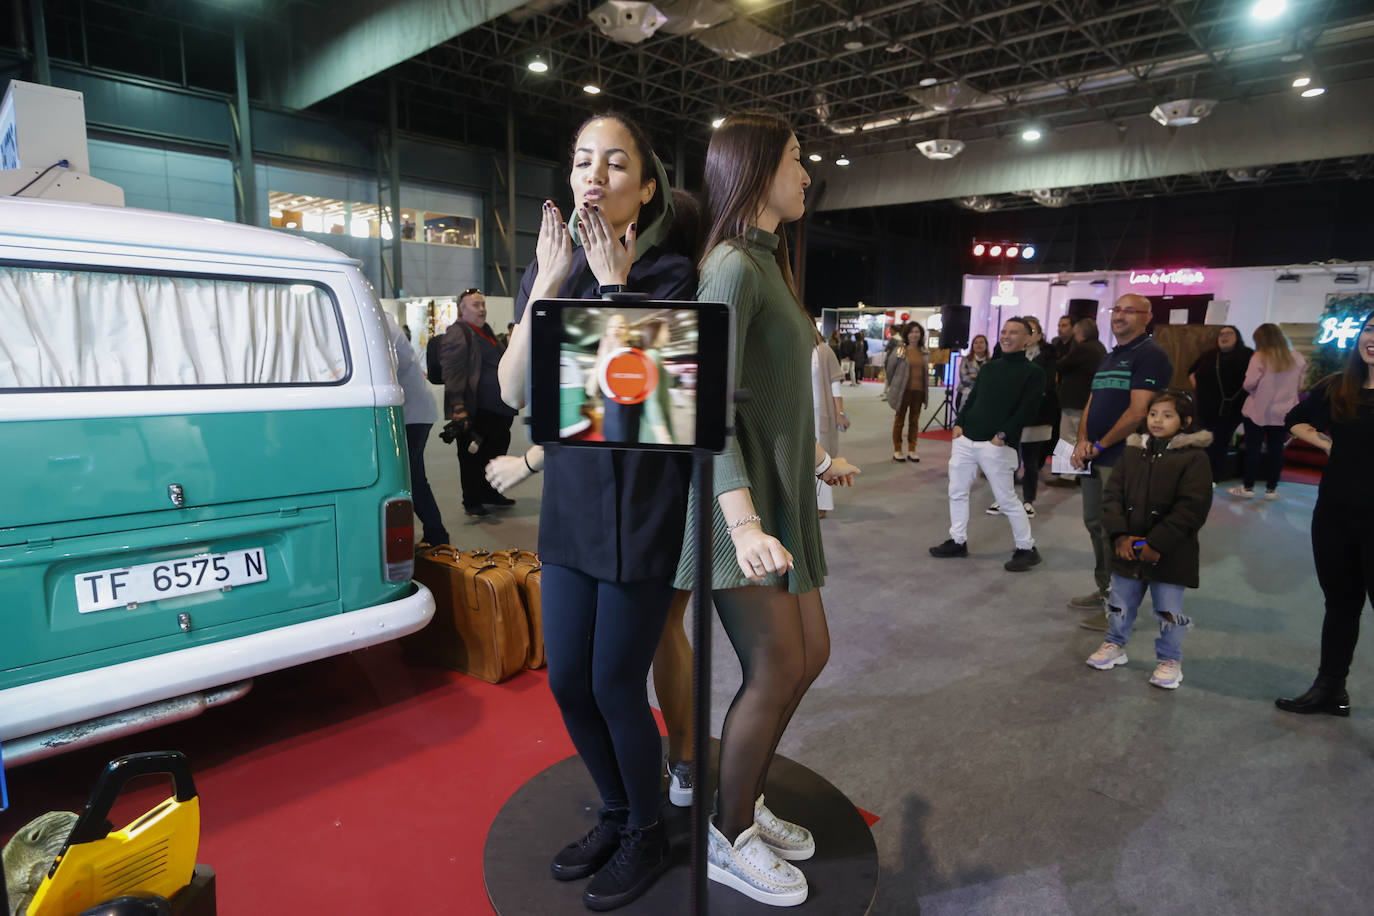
[[410, 546, 529, 684], [492, 549, 544, 669]]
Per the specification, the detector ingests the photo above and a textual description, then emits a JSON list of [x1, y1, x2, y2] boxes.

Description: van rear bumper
[[0, 582, 435, 743]]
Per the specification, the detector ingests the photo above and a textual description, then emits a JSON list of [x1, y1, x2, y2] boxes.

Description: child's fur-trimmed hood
[[1125, 430, 1214, 450]]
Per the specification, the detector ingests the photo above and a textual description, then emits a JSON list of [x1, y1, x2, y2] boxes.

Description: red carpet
[[1, 644, 598, 915]]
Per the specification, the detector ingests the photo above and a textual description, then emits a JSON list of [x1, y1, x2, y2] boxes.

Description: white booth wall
[[962, 264, 1374, 351]]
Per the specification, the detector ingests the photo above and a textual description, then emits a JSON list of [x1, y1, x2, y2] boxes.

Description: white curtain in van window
[[0, 267, 348, 388]]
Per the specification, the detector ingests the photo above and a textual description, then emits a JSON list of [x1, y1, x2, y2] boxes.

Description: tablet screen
[[530, 300, 732, 452]]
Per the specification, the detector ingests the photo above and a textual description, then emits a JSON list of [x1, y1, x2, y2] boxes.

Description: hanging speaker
[[939, 305, 971, 350], [1067, 298, 1098, 322]]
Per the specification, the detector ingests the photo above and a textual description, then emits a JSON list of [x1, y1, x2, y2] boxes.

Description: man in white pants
[[930, 317, 1047, 572]]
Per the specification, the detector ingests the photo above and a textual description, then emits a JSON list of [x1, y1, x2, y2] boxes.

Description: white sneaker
[[985, 503, 1001, 515], [667, 760, 693, 807], [1023, 502, 1036, 518], [707, 820, 808, 907], [754, 795, 814, 861]]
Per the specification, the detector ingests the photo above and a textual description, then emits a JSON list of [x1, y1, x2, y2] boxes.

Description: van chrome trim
[[0, 583, 435, 743]]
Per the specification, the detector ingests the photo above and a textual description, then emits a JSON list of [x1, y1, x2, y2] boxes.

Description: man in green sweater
[[930, 317, 1047, 572]]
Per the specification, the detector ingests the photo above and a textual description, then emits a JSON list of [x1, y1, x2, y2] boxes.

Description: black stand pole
[[921, 352, 960, 432], [689, 448, 714, 916]]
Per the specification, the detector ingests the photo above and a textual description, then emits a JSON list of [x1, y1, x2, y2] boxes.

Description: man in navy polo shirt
[[1069, 294, 1172, 628]]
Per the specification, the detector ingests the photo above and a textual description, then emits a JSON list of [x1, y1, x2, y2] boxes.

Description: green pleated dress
[[673, 228, 827, 594]]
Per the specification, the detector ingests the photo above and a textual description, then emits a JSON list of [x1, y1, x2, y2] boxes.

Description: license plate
[[75, 548, 268, 614]]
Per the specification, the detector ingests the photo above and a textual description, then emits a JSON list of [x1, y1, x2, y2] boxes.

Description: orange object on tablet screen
[[599, 348, 659, 405]]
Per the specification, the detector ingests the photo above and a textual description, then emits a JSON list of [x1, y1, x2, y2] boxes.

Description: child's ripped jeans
[[1105, 574, 1192, 662]]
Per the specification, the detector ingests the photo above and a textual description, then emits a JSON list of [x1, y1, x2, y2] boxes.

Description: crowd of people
[[382, 107, 1374, 911]]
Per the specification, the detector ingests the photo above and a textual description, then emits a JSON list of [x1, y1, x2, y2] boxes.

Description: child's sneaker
[[707, 819, 808, 907], [754, 795, 814, 861], [667, 759, 693, 807], [1086, 642, 1128, 670], [1149, 658, 1183, 689]]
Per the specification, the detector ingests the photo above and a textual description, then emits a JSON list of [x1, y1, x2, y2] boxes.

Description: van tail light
[[382, 497, 414, 582]]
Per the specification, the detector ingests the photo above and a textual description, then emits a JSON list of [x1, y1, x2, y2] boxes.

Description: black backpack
[[426, 333, 444, 384]]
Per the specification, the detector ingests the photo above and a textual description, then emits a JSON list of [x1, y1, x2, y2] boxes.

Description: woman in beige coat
[[812, 332, 849, 516]]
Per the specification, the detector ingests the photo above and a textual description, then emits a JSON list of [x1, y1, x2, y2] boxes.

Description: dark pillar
[[29, 0, 50, 85], [389, 75, 404, 297], [233, 20, 257, 226]]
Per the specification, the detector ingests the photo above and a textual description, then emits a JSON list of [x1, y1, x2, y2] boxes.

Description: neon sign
[[990, 279, 1019, 306], [1317, 316, 1363, 349], [1129, 269, 1206, 286]]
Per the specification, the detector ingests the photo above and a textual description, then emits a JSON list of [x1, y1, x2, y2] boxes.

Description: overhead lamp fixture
[[989, 245, 1002, 257], [1280, 51, 1303, 63], [1251, 0, 1286, 20], [1090, 278, 1109, 288], [711, 116, 725, 129], [972, 243, 986, 256], [1051, 278, 1068, 287], [1022, 246, 1036, 259], [527, 52, 549, 73], [1149, 98, 1217, 127], [918, 76, 939, 87], [835, 156, 851, 166], [1021, 127, 1042, 142], [808, 153, 823, 162], [843, 40, 864, 51], [1005, 246, 1019, 258], [1301, 86, 1326, 98], [1292, 76, 1311, 88], [916, 138, 965, 160], [1333, 272, 1361, 284], [583, 83, 601, 95], [1275, 271, 1301, 283]]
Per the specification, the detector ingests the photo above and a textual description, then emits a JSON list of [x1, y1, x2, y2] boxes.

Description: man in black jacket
[[442, 289, 517, 517]]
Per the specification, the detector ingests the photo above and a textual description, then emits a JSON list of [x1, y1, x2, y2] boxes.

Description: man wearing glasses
[[1069, 294, 1172, 628], [442, 288, 518, 517]]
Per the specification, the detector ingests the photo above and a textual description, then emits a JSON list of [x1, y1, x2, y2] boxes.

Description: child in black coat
[[1086, 389, 1214, 689]]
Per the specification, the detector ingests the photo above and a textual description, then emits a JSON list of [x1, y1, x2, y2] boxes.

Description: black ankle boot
[[1275, 676, 1351, 717], [551, 808, 629, 881], [582, 820, 672, 911]]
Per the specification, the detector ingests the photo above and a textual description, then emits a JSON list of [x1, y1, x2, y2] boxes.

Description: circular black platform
[[483, 742, 878, 914]]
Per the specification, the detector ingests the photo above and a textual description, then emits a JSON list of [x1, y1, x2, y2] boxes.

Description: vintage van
[[0, 198, 435, 766]]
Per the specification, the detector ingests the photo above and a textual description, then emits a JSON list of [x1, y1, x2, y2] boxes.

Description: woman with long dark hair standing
[[1188, 325, 1252, 483], [490, 113, 693, 911], [674, 111, 859, 907], [1276, 311, 1374, 716]]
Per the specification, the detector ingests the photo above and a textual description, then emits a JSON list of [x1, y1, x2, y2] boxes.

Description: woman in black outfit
[[1276, 310, 1374, 716], [489, 113, 694, 910], [1188, 325, 1252, 483], [1018, 316, 1059, 514]]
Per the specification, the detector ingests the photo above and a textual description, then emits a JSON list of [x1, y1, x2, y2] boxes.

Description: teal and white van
[[0, 198, 435, 766]]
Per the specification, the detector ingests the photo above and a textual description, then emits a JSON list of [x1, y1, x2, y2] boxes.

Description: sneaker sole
[[761, 840, 814, 861], [1087, 653, 1128, 670], [707, 864, 808, 907], [1149, 675, 1182, 689]]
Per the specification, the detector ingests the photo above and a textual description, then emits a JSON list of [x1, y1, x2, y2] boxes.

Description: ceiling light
[[1091, 278, 1109, 288], [1149, 98, 1217, 127], [918, 77, 939, 87], [843, 40, 864, 51], [711, 116, 725, 129], [989, 245, 1002, 257], [972, 243, 986, 256], [1292, 76, 1311, 88], [1280, 51, 1303, 63], [1021, 128, 1042, 142], [583, 83, 601, 94], [1333, 272, 1361, 284], [808, 153, 822, 162], [916, 138, 965, 160], [527, 53, 549, 73], [1022, 246, 1036, 259], [1251, 0, 1286, 20], [1275, 271, 1300, 283], [1301, 86, 1326, 98], [835, 156, 850, 166]]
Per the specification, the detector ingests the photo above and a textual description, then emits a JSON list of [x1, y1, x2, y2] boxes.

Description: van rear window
[[0, 266, 349, 389]]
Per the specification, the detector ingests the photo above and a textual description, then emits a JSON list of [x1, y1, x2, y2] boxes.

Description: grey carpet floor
[[421, 382, 1373, 916]]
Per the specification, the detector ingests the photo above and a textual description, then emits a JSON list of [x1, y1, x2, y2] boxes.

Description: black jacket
[[1188, 345, 1252, 423], [1027, 345, 1059, 428], [1102, 430, 1214, 588], [1056, 339, 1107, 410]]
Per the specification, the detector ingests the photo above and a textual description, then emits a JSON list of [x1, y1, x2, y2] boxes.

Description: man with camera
[[442, 288, 517, 518]]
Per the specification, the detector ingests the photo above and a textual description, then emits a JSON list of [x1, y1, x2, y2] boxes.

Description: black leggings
[[542, 564, 674, 827], [1241, 419, 1287, 491], [713, 586, 830, 841], [1204, 414, 1244, 482], [1313, 505, 1374, 682], [1019, 439, 1052, 504]]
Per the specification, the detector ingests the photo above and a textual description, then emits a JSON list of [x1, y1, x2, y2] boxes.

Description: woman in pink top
[[1231, 323, 1306, 499]]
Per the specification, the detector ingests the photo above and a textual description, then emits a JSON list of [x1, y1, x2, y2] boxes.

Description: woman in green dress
[[675, 111, 860, 907]]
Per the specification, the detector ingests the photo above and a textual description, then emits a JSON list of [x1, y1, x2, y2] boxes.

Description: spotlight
[[1251, 0, 1286, 20], [989, 245, 1002, 257], [1275, 271, 1300, 283], [1301, 86, 1326, 98], [1021, 128, 1042, 142], [583, 83, 601, 94], [836, 156, 850, 166], [1022, 246, 1036, 259], [808, 153, 823, 162], [711, 116, 725, 129], [527, 53, 549, 73], [1292, 76, 1311, 88], [1005, 246, 1019, 258], [972, 243, 986, 256]]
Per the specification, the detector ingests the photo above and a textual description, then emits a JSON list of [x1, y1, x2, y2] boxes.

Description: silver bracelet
[[727, 514, 761, 533]]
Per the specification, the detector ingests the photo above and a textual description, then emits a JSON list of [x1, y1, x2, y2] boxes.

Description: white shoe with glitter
[[754, 795, 815, 861]]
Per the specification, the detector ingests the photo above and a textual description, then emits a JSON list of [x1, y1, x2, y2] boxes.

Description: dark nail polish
[[592, 204, 600, 211], [630, 222, 636, 231]]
